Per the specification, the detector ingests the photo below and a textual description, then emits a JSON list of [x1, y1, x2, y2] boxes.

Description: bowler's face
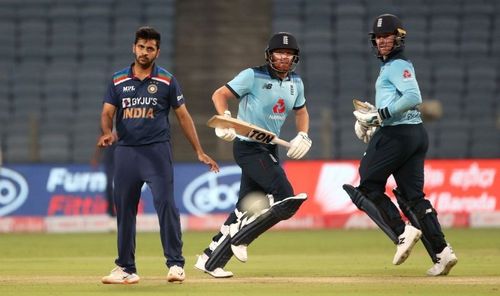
[[133, 38, 160, 68]]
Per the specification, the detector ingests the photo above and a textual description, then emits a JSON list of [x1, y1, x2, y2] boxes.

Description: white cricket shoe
[[194, 254, 233, 278], [101, 266, 140, 284], [167, 265, 185, 283], [427, 244, 458, 276], [231, 244, 248, 262], [393, 224, 422, 265]]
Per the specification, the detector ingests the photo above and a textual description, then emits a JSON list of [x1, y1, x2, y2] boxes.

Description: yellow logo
[[147, 84, 158, 94]]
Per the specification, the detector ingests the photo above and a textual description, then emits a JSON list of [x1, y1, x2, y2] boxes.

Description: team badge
[[147, 84, 158, 94], [403, 70, 412, 78], [272, 98, 286, 114]]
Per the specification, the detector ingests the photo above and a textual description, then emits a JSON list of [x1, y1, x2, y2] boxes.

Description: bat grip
[[272, 137, 291, 148]]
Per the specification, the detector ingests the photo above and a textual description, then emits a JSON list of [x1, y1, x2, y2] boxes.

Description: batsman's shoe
[[101, 266, 140, 284], [167, 265, 185, 283], [194, 254, 234, 278], [231, 244, 248, 262], [427, 244, 458, 276], [393, 224, 422, 265]]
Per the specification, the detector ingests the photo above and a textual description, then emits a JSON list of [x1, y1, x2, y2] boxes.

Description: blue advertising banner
[[0, 164, 241, 217]]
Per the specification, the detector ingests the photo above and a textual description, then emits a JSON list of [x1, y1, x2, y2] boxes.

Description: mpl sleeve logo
[[0, 168, 29, 216]]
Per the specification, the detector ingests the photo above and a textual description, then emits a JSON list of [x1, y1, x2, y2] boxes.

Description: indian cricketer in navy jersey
[[344, 14, 458, 276], [99, 27, 219, 284], [194, 32, 312, 278]]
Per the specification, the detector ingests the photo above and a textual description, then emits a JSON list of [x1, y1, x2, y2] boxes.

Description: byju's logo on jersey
[[272, 98, 286, 114], [0, 168, 29, 216], [122, 98, 131, 108]]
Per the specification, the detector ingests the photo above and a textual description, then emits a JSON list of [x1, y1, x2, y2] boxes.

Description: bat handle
[[272, 137, 291, 148]]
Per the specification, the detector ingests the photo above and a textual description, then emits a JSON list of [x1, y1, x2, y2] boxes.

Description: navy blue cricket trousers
[[113, 141, 184, 274]]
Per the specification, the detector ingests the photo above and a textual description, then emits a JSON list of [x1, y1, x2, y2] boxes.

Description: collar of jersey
[[128, 63, 160, 80], [265, 64, 292, 81]]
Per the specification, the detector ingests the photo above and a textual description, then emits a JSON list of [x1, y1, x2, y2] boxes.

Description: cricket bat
[[207, 115, 291, 148], [352, 99, 375, 112]]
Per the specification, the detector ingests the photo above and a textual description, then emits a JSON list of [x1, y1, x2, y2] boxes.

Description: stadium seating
[[272, 0, 499, 160], [1, 0, 175, 163], [1, 0, 498, 163]]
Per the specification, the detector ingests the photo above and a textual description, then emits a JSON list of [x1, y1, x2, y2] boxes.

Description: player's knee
[[271, 193, 307, 220]]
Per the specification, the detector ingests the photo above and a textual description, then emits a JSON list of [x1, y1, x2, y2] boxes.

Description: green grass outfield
[[1, 228, 499, 296]]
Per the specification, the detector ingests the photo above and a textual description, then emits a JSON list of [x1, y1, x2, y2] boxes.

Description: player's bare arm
[[174, 104, 220, 172], [98, 103, 117, 147], [212, 86, 236, 115], [294, 106, 309, 134]]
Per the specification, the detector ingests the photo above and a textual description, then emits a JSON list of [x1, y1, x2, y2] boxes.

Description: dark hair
[[134, 26, 161, 49]]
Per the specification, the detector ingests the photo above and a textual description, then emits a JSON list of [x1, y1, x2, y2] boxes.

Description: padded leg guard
[[205, 234, 233, 272], [393, 188, 438, 263], [231, 194, 307, 246], [405, 196, 447, 255], [343, 184, 399, 243]]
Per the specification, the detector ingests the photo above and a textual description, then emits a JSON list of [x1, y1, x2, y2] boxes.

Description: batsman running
[[344, 14, 458, 276], [195, 32, 312, 278]]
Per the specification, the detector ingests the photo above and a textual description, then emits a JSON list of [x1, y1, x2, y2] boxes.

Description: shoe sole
[[194, 264, 233, 278], [437, 258, 458, 276], [394, 231, 422, 265], [102, 279, 139, 284], [167, 276, 185, 283]]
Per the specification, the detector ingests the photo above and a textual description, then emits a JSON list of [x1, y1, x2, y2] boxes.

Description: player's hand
[[215, 110, 236, 141], [198, 152, 220, 173], [355, 121, 377, 143], [97, 133, 115, 147], [353, 109, 382, 127], [287, 132, 312, 159], [215, 127, 236, 141], [354, 120, 368, 141]]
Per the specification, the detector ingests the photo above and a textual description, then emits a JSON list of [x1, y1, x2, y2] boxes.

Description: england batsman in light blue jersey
[[227, 66, 306, 137], [345, 14, 457, 277], [195, 32, 311, 278]]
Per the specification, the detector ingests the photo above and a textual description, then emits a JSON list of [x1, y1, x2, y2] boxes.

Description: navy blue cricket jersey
[[104, 64, 185, 146]]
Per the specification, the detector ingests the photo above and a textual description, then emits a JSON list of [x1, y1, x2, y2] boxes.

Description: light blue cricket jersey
[[376, 57, 423, 126], [226, 65, 306, 139]]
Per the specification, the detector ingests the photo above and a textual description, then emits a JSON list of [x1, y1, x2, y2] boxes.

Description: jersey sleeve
[[103, 79, 119, 106], [293, 77, 306, 109], [387, 60, 422, 116], [226, 68, 255, 98], [168, 76, 185, 108]]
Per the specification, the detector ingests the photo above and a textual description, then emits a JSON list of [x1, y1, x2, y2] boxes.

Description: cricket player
[[194, 32, 312, 278], [99, 26, 219, 284], [344, 14, 458, 276]]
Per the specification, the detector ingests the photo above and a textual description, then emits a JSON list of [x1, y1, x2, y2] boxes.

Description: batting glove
[[353, 107, 390, 127], [355, 120, 377, 144], [287, 132, 312, 160], [215, 110, 237, 142]]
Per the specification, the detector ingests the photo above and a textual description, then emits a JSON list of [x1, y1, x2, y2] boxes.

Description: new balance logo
[[398, 237, 405, 245]]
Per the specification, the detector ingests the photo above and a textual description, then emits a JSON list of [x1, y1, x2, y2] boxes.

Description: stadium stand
[[1, 0, 498, 163]]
